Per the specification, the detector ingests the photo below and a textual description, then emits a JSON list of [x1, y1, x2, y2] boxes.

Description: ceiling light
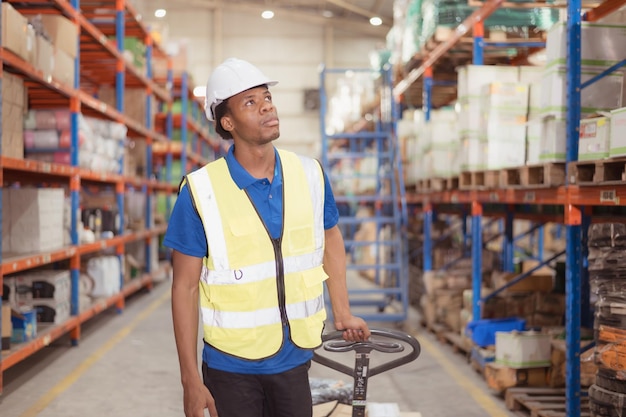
[[193, 86, 206, 98], [369, 16, 382, 26], [155, 9, 166, 18], [322, 10, 333, 18], [262, 10, 274, 19]]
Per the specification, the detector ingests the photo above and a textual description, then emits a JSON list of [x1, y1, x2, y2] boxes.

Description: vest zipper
[[271, 237, 289, 325], [243, 187, 289, 327]]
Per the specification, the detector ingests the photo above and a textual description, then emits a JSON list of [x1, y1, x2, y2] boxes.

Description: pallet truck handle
[[312, 328, 421, 378]]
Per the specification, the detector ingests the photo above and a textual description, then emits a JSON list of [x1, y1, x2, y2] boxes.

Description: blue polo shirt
[[163, 145, 339, 374]]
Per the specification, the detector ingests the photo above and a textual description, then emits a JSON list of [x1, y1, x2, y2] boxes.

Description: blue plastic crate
[[466, 317, 526, 347]]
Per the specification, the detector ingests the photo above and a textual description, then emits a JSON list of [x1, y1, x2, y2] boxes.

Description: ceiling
[[140, 0, 394, 37]]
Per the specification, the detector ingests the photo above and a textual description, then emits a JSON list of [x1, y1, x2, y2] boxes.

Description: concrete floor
[[0, 277, 517, 417]]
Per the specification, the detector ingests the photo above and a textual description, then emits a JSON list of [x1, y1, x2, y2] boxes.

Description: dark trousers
[[202, 361, 313, 417]]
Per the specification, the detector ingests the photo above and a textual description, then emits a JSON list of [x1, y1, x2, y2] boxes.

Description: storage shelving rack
[[154, 72, 225, 179], [394, 0, 626, 415], [319, 65, 410, 322], [0, 0, 178, 394], [153, 71, 227, 233]]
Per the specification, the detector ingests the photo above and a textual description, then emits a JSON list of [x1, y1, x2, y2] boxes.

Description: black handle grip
[[312, 328, 421, 378]]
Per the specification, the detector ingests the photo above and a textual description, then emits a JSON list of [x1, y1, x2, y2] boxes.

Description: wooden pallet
[[421, 26, 544, 56], [568, 157, 626, 185], [416, 176, 460, 192], [442, 331, 472, 355], [460, 170, 487, 190], [500, 163, 566, 188], [505, 387, 590, 417]]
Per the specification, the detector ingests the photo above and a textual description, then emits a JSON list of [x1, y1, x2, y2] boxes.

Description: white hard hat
[[204, 58, 278, 121]]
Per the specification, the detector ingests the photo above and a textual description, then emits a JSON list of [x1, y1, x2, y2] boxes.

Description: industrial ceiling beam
[[172, 0, 389, 36], [325, 0, 378, 18]]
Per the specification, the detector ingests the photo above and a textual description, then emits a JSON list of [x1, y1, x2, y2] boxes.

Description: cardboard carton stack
[[457, 65, 519, 172], [2, 71, 26, 159], [4, 270, 72, 326], [2, 187, 65, 255], [539, 22, 626, 162]]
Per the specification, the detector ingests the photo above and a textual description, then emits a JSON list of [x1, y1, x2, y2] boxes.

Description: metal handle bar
[[324, 339, 404, 354], [312, 328, 421, 378]]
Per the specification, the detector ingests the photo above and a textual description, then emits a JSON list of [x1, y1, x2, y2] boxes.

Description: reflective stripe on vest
[[186, 149, 327, 360]]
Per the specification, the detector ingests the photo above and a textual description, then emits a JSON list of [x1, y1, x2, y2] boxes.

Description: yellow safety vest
[[185, 149, 328, 360]]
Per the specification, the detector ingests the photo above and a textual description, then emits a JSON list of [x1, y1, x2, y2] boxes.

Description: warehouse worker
[[164, 57, 370, 417]]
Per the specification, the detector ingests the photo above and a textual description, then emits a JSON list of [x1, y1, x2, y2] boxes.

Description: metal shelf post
[[537, 223, 545, 260], [581, 210, 592, 329], [471, 201, 483, 321], [0, 3, 4, 393], [566, 0, 583, 412], [70, 0, 81, 328], [114, 0, 129, 303], [503, 207, 514, 272], [423, 67, 433, 122], [423, 204, 433, 272], [473, 22, 485, 65], [165, 63, 174, 219], [181, 72, 189, 172], [144, 35, 154, 276]]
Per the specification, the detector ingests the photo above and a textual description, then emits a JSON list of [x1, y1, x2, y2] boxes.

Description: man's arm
[[323, 225, 371, 341], [171, 250, 217, 417]]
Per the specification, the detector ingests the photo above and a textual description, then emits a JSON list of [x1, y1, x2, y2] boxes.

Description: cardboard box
[[25, 24, 37, 67], [549, 339, 597, 388], [526, 135, 541, 165], [482, 138, 527, 170], [33, 299, 70, 325], [519, 66, 544, 117], [1, 3, 29, 60], [491, 270, 553, 293], [481, 82, 530, 111], [39, 15, 78, 58], [1, 303, 11, 350], [52, 47, 75, 87], [11, 308, 37, 343], [3, 188, 65, 254], [484, 362, 548, 393], [496, 331, 552, 368], [2, 71, 26, 106], [2, 102, 25, 159], [3, 276, 34, 309], [579, 116, 611, 160], [458, 65, 519, 99], [461, 135, 483, 172], [540, 117, 567, 162], [98, 87, 157, 126], [546, 22, 626, 67], [610, 106, 626, 157], [2, 71, 26, 160], [36, 35, 55, 82], [540, 66, 623, 117], [29, 270, 71, 300], [533, 293, 565, 316]]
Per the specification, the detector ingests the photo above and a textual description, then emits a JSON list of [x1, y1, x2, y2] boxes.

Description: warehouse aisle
[[0, 277, 516, 417]]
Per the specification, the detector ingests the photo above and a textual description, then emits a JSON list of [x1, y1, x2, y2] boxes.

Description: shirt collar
[[225, 144, 281, 189]]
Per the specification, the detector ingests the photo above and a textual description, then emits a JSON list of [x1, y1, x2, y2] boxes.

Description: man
[[164, 57, 370, 417]]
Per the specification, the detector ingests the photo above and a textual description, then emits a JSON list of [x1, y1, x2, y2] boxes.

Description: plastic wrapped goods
[[309, 378, 353, 405]]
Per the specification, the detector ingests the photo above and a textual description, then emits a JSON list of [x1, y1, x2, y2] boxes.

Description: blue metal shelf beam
[[580, 59, 626, 89], [483, 250, 565, 302]]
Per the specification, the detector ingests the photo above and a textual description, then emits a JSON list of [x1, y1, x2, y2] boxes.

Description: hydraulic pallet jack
[[313, 328, 422, 417]]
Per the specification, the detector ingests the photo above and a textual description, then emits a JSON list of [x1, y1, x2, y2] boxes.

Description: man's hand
[[335, 315, 370, 342], [183, 381, 218, 417]]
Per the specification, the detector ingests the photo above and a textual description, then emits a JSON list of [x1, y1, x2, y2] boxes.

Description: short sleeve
[[163, 184, 208, 258], [323, 171, 339, 230]]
